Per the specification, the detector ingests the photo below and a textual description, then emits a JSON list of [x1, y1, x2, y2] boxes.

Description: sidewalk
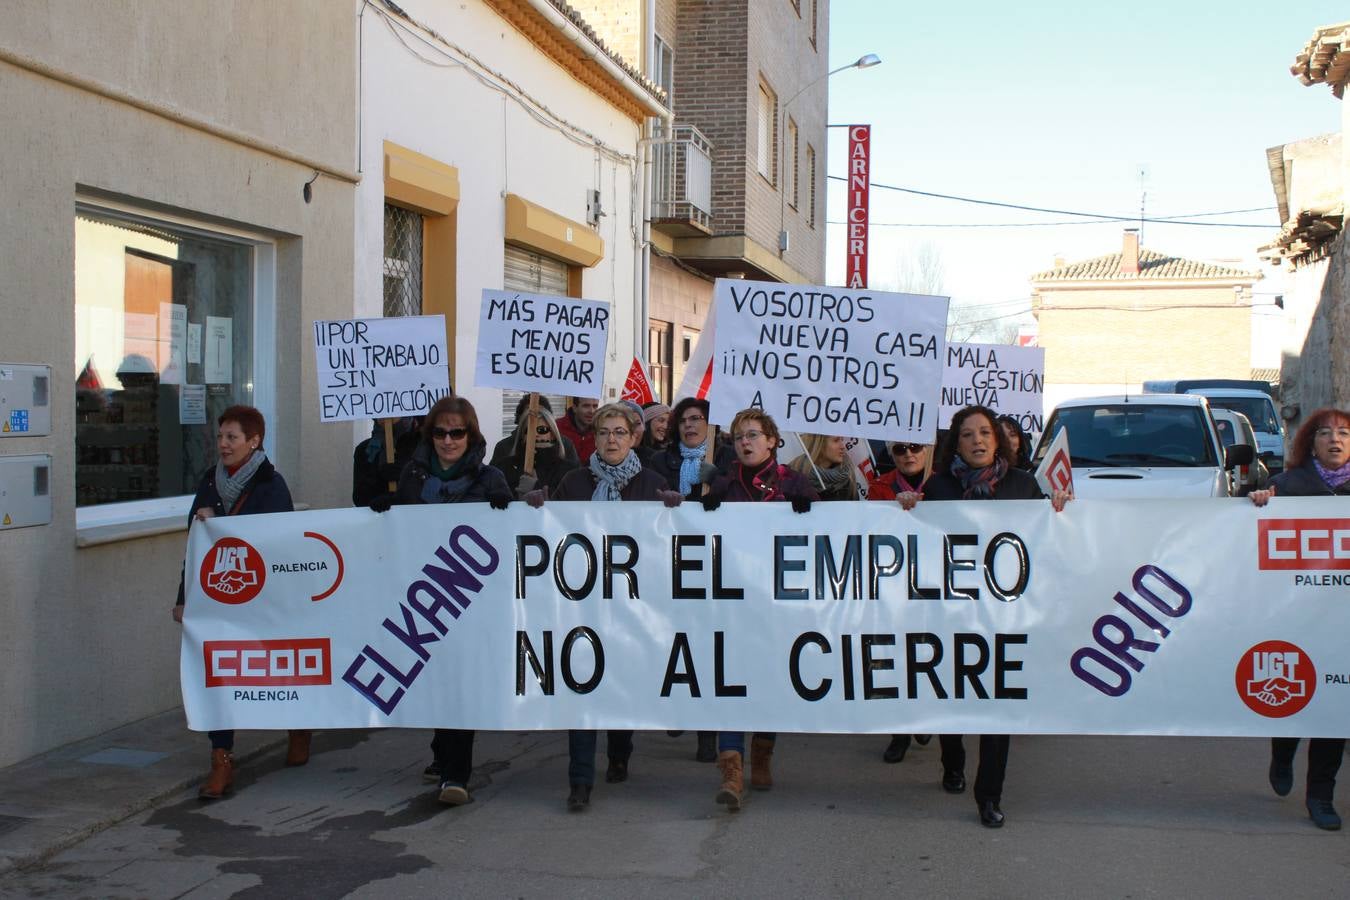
[[0, 709, 285, 876]]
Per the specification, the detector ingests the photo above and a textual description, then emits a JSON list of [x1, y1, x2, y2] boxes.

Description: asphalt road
[[1, 729, 1346, 899]]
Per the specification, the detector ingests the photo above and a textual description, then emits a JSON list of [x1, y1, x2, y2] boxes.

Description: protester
[[641, 401, 672, 453], [173, 406, 301, 799], [867, 440, 935, 763], [1249, 407, 1350, 831], [370, 396, 512, 807], [788, 434, 862, 501], [920, 405, 1070, 828], [618, 399, 652, 465], [491, 395, 579, 472], [648, 397, 735, 502], [494, 402, 578, 497], [702, 408, 818, 811], [996, 415, 1034, 470], [525, 403, 682, 810], [352, 417, 421, 506], [556, 396, 599, 463]]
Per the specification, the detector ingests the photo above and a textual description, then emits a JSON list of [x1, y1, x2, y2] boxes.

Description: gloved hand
[[369, 493, 395, 513], [701, 492, 722, 512], [488, 491, 512, 511], [524, 486, 549, 509], [378, 461, 402, 482], [791, 495, 812, 514], [658, 490, 683, 508], [516, 472, 538, 495]]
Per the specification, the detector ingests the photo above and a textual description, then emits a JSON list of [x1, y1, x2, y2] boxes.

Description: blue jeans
[[717, 732, 776, 755], [568, 730, 634, 785]]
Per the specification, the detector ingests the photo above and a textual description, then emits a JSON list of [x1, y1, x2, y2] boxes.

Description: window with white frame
[[74, 202, 274, 520], [756, 80, 777, 183], [786, 118, 799, 209]]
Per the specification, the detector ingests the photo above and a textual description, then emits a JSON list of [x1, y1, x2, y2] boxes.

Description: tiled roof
[[1032, 248, 1259, 283], [1251, 367, 1281, 385], [1292, 21, 1350, 98]]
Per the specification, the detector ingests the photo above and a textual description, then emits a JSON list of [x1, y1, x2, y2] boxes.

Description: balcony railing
[[651, 125, 713, 234]]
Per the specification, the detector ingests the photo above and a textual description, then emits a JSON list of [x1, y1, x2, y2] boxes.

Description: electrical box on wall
[[0, 454, 52, 529], [0, 364, 52, 437]]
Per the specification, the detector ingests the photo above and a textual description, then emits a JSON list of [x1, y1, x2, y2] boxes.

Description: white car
[[1034, 394, 1253, 498], [1210, 408, 1270, 496]]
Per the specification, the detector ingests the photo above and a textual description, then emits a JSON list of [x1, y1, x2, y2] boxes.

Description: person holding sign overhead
[[493, 398, 578, 498], [524, 403, 683, 811], [701, 408, 818, 811], [918, 405, 1069, 828], [369, 396, 512, 807]]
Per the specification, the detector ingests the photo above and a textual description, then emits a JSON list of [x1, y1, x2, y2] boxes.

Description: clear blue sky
[[823, 1, 1346, 325]]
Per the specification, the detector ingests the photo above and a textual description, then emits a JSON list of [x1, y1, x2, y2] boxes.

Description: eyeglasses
[[891, 443, 926, 455], [734, 430, 767, 443], [595, 428, 631, 440], [680, 415, 707, 426], [432, 427, 468, 440], [534, 425, 551, 437], [1316, 427, 1350, 440]]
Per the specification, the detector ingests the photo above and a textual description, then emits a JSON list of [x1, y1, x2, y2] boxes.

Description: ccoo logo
[[1235, 640, 1316, 718], [1257, 518, 1350, 570], [200, 537, 266, 605]]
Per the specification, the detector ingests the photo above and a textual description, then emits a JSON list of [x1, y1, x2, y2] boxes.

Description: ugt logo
[[1235, 640, 1316, 718], [200, 537, 266, 605]]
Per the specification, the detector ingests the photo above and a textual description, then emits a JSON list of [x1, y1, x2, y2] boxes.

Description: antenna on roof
[[1138, 165, 1148, 245]]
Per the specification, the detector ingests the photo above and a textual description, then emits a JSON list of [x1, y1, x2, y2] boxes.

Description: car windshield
[[1205, 397, 1279, 434], [1037, 404, 1218, 467]]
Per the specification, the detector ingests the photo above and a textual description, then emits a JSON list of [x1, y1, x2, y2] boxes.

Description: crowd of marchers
[[173, 394, 1350, 831]]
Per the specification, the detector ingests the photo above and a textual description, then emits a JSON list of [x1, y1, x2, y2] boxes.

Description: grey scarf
[[216, 450, 266, 513], [812, 462, 855, 497], [589, 450, 643, 501]]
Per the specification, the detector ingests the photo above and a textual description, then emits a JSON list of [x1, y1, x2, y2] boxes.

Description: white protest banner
[[182, 498, 1350, 737], [475, 289, 609, 399], [1035, 426, 1073, 497], [312, 315, 450, 422], [710, 279, 948, 441], [941, 342, 1046, 438]]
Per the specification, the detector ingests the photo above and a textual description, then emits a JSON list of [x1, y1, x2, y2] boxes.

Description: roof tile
[[1031, 248, 1258, 282]]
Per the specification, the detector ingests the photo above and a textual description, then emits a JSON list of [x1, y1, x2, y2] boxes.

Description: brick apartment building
[[574, 0, 830, 401], [1031, 230, 1262, 410]]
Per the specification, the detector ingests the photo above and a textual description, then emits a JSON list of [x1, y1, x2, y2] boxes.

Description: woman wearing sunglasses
[[495, 403, 578, 498], [701, 408, 818, 811], [867, 440, 935, 765], [370, 395, 512, 808]]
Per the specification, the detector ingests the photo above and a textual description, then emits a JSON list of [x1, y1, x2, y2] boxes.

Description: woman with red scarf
[[700, 408, 817, 811], [919, 405, 1069, 828]]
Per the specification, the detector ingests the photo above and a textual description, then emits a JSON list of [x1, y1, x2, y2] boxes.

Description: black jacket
[[647, 441, 737, 496], [352, 427, 421, 506], [494, 444, 578, 496], [176, 457, 293, 605], [1270, 462, 1350, 498], [395, 441, 510, 506], [923, 466, 1045, 501], [553, 466, 671, 501]]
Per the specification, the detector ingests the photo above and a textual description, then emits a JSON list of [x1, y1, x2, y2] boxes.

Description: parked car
[[1210, 408, 1269, 496], [1033, 394, 1253, 498], [1182, 388, 1285, 474]]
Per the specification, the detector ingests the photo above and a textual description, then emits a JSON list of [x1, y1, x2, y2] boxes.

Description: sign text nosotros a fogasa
[[709, 279, 948, 442]]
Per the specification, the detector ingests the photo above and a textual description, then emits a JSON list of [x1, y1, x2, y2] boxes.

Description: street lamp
[[779, 53, 881, 256]]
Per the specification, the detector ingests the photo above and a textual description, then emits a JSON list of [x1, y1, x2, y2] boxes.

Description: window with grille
[[807, 144, 817, 228], [383, 203, 423, 318], [756, 80, 776, 183]]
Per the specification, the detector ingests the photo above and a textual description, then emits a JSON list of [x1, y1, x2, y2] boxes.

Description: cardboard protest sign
[[312, 315, 450, 422], [475, 289, 609, 399], [941, 342, 1046, 438], [710, 279, 948, 441]]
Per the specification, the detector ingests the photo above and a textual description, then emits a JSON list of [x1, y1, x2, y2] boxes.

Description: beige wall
[[649, 255, 714, 392], [1035, 284, 1253, 387], [0, 2, 356, 766], [569, 0, 645, 69]]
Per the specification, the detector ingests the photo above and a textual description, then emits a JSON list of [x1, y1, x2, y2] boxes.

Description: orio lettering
[[1069, 565, 1192, 697]]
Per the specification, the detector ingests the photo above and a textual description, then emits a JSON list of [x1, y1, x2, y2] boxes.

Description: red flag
[[621, 357, 655, 404]]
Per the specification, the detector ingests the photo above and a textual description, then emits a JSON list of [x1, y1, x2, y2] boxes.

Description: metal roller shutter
[[499, 245, 570, 438]]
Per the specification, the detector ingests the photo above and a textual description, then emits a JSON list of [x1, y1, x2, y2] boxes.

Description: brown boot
[[715, 750, 743, 811], [198, 749, 234, 800], [750, 735, 774, 791], [286, 730, 312, 767]]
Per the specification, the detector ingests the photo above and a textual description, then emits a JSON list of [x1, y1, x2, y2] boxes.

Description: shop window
[[74, 203, 274, 518]]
